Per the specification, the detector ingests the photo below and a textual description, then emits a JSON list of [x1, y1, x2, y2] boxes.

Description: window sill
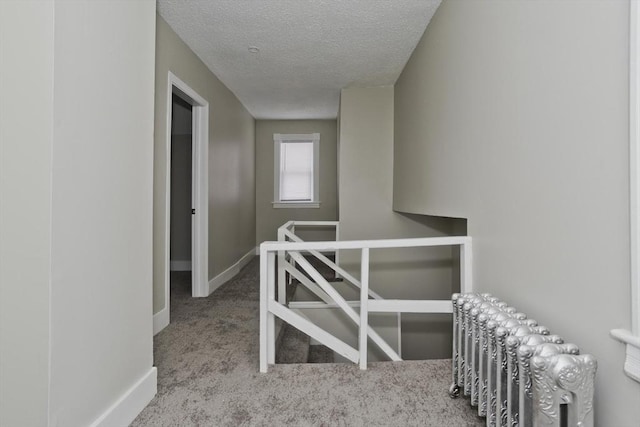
[[610, 329, 640, 383], [272, 201, 320, 209]]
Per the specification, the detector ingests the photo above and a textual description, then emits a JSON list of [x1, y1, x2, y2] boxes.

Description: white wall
[[1, 1, 157, 426], [394, 0, 640, 424], [339, 86, 458, 359], [48, 2, 157, 425], [0, 2, 54, 425]]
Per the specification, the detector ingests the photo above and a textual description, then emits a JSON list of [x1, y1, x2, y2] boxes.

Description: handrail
[[282, 220, 339, 226], [260, 220, 473, 373], [265, 235, 471, 251], [289, 250, 401, 362], [281, 228, 384, 300]]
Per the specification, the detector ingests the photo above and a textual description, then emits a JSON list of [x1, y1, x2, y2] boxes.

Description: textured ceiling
[[157, 0, 441, 120]]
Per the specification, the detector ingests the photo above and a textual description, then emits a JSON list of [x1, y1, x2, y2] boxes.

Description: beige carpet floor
[[131, 258, 484, 426]]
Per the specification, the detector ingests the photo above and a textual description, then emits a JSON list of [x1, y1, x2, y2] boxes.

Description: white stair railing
[[260, 221, 473, 373], [281, 227, 384, 300], [289, 250, 401, 362]]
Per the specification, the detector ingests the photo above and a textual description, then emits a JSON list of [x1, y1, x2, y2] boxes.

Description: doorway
[[156, 72, 209, 334], [169, 94, 193, 296]]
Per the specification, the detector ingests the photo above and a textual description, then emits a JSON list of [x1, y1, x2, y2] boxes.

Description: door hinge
[[191, 208, 195, 215]]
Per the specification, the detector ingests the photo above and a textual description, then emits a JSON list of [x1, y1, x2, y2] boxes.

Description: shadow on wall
[[397, 212, 468, 236], [294, 225, 337, 243]]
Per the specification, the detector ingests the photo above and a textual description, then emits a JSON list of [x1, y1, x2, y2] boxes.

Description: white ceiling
[[157, 0, 441, 120]]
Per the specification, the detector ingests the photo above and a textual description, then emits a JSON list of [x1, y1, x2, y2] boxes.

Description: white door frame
[[165, 72, 209, 309]]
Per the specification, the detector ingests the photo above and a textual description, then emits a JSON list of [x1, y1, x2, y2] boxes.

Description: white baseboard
[[208, 247, 256, 295], [153, 307, 169, 336], [170, 260, 191, 271], [238, 247, 256, 270], [90, 367, 157, 427]]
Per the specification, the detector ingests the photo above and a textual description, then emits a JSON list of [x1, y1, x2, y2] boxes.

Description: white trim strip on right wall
[[610, 0, 640, 383]]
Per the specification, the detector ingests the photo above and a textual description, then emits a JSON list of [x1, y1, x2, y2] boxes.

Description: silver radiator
[[450, 293, 597, 427]]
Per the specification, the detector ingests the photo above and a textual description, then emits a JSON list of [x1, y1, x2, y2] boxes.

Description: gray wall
[[255, 120, 338, 244], [339, 86, 458, 359], [154, 15, 256, 313], [1, 1, 157, 425], [394, 0, 640, 424], [0, 2, 54, 425], [170, 98, 192, 265]]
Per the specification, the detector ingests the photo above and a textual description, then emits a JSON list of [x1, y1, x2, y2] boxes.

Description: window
[[273, 133, 320, 208]]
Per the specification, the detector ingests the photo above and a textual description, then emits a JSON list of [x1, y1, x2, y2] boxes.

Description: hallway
[[132, 258, 482, 426]]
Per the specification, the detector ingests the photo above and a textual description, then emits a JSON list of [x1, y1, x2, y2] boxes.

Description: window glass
[[280, 141, 313, 201], [273, 133, 320, 207]]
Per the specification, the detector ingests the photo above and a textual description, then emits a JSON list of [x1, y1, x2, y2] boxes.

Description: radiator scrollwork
[[530, 353, 597, 427], [449, 293, 596, 427]]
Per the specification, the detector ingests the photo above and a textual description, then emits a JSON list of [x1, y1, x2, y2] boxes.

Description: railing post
[[288, 224, 295, 285], [277, 228, 286, 304], [461, 239, 473, 293], [397, 313, 402, 359], [334, 222, 341, 279], [359, 248, 370, 370], [267, 251, 276, 365], [259, 245, 268, 373]]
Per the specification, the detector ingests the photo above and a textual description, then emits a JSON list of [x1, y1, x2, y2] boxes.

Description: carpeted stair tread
[[307, 344, 335, 363], [275, 323, 310, 364]]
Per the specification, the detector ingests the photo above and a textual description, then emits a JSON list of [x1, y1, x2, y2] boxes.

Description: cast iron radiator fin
[[449, 293, 597, 427]]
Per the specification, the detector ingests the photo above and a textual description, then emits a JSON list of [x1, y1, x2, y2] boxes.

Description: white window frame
[[610, 0, 640, 383], [273, 133, 320, 209]]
